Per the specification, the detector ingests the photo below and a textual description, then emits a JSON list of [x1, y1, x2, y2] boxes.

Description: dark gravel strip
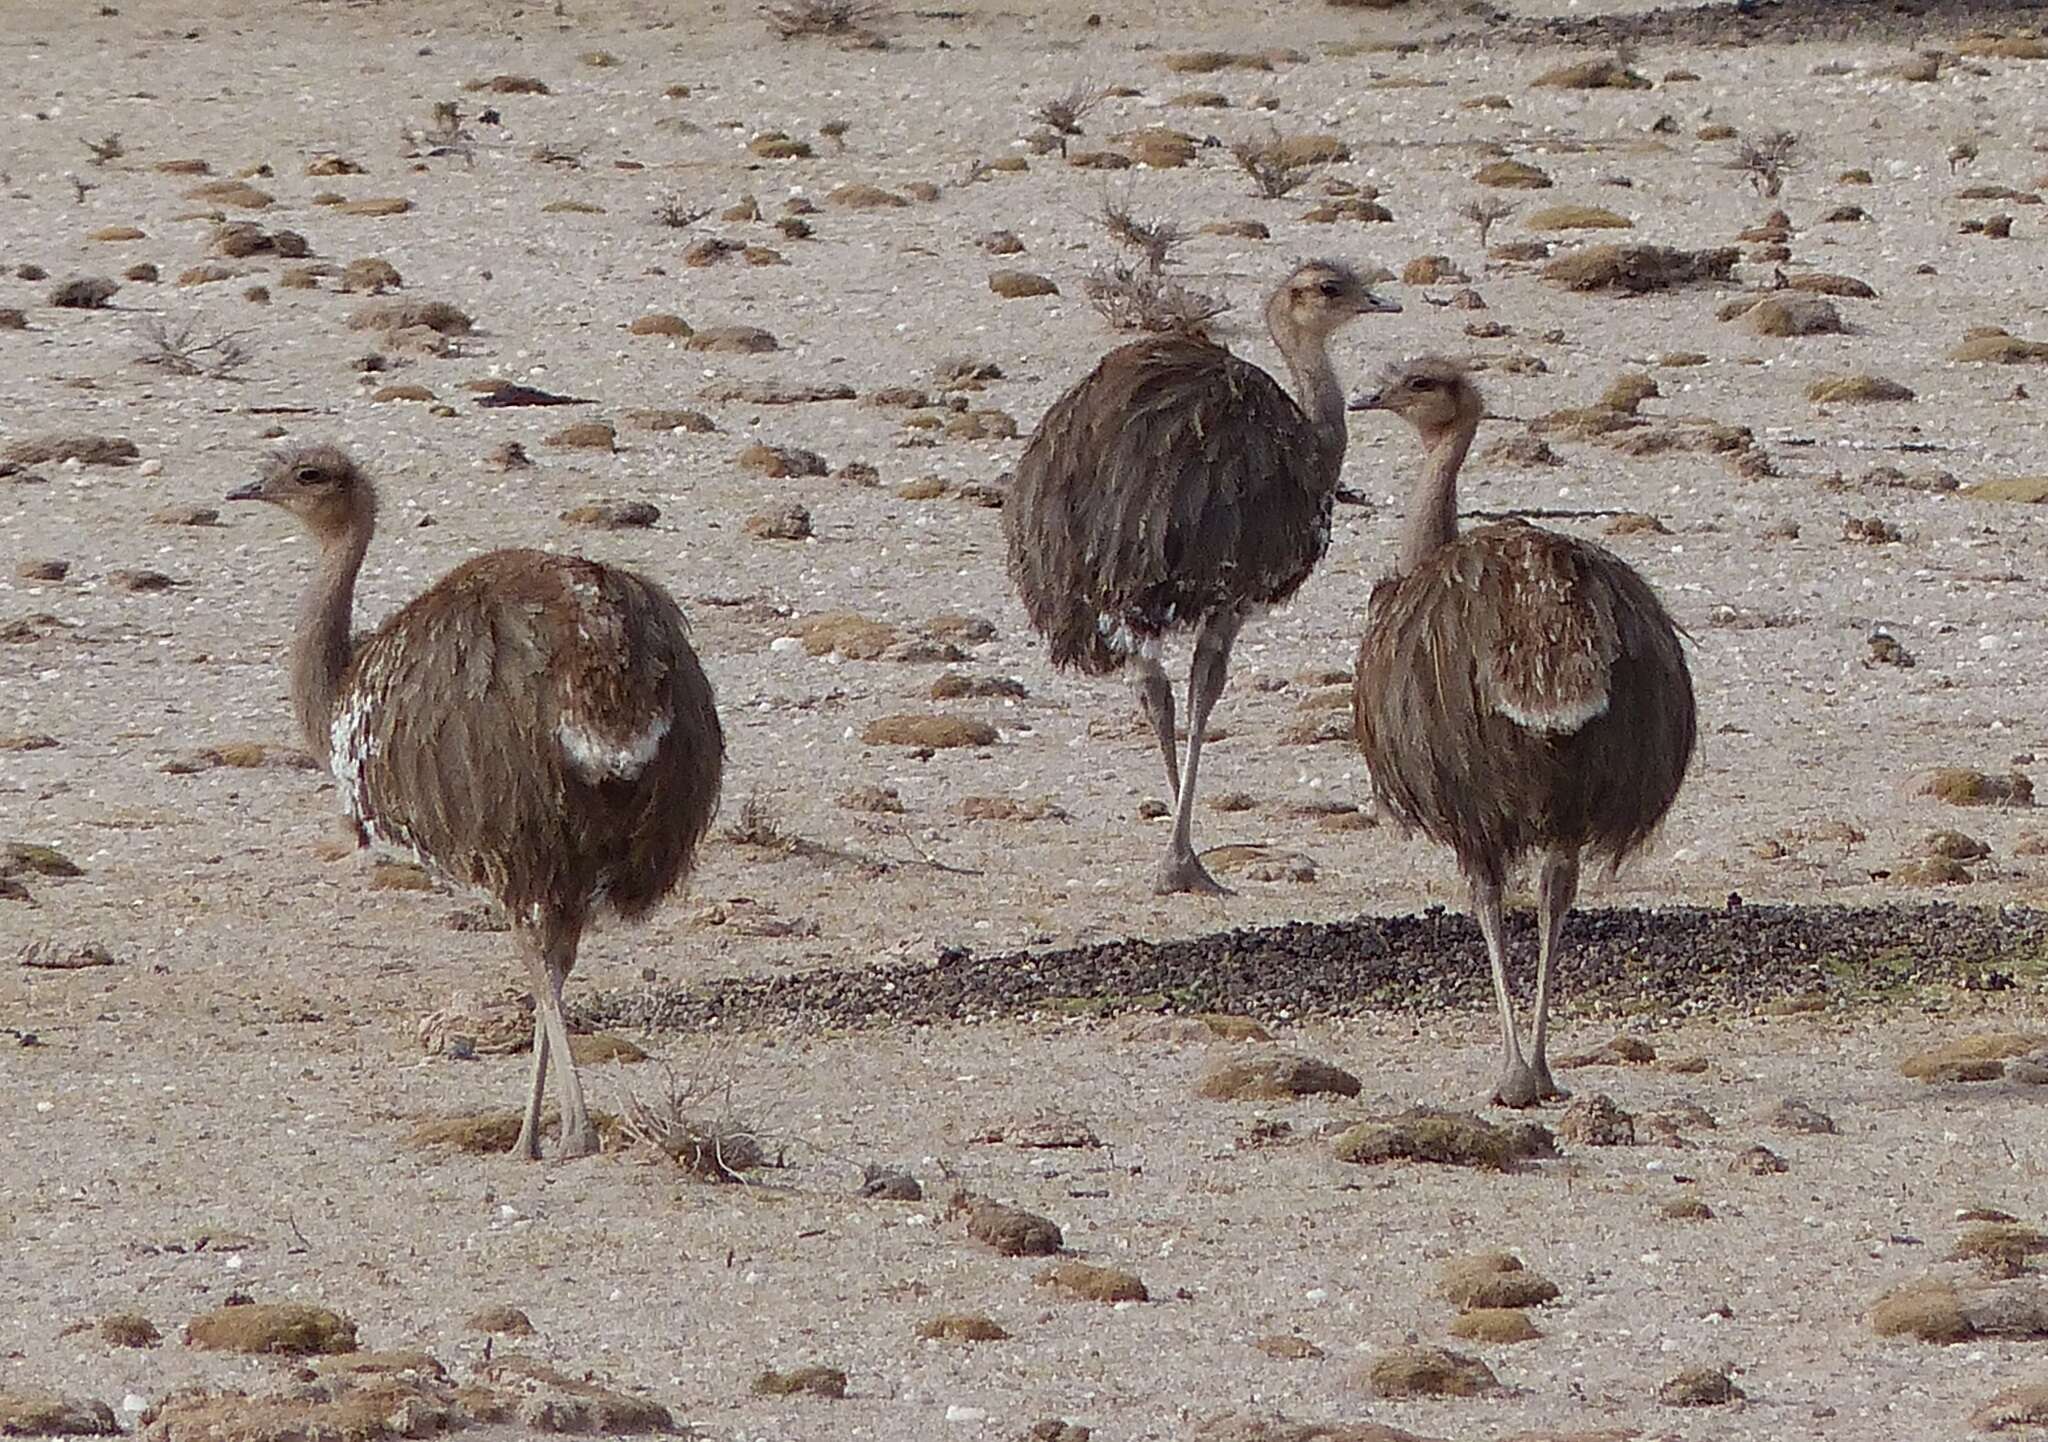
[[585, 902, 2048, 1036], [1442, 0, 2048, 48]]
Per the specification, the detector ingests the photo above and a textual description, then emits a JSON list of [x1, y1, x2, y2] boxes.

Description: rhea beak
[[1348, 390, 1387, 413], [1359, 291, 1402, 315], [225, 480, 268, 503]]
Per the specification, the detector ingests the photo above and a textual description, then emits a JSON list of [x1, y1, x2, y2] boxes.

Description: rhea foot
[[554, 1119, 600, 1160], [1492, 1058, 1570, 1109], [1155, 849, 1232, 896]]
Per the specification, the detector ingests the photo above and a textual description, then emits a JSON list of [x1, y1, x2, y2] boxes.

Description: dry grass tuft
[[1332, 1108, 1555, 1170], [1871, 1277, 1974, 1342], [1084, 264, 1228, 335], [4, 434, 138, 466], [1196, 1051, 1360, 1101], [1532, 55, 1649, 89], [346, 298, 472, 335], [862, 715, 999, 748], [764, 0, 879, 39], [1527, 203, 1632, 231], [1231, 131, 1322, 198], [1036, 1260, 1148, 1303], [1475, 159, 1552, 189], [134, 316, 253, 378], [1900, 1032, 2044, 1082], [1449, 1308, 1541, 1342], [1953, 1222, 2048, 1277], [1919, 768, 2035, 807], [1439, 1252, 1562, 1310], [185, 1303, 358, 1356], [1162, 50, 1272, 74], [1808, 374, 1913, 403], [1362, 1345, 1500, 1397], [1542, 243, 1738, 294], [1950, 328, 2048, 363], [1035, 81, 1107, 153], [959, 1192, 1063, 1255], [1459, 195, 1517, 246], [752, 1365, 848, 1398], [917, 1312, 1011, 1343], [723, 794, 801, 850]]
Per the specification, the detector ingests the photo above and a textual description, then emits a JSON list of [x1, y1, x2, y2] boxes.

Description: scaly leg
[[1529, 848, 1581, 1101], [520, 918, 598, 1160], [1472, 868, 1540, 1108], [512, 1014, 550, 1161], [1155, 611, 1242, 896], [1128, 649, 1181, 800]]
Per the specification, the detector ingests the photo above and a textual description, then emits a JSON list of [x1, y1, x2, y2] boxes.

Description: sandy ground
[[4, 0, 2048, 1436]]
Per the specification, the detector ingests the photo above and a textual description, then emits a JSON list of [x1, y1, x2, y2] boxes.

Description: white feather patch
[[558, 711, 670, 782], [1492, 691, 1610, 735], [329, 688, 378, 825]]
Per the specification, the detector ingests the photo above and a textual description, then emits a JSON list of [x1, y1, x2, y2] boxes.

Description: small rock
[[1731, 1144, 1788, 1175], [545, 422, 616, 451], [1250, 1333, 1325, 1359], [1448, 1307, 1542, 1343], [0, 1391, 118, 1436], [97, 1313, 160, 1348], [686, 324, 778, 353], [736, 443, 828, 478], [858, 1164, 922, 1201]]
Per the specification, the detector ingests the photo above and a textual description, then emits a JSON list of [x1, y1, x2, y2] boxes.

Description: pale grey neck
[[291, 525, 369, 768], [1396, 422, 1477, 575], [1269, 320, 1349, 472]]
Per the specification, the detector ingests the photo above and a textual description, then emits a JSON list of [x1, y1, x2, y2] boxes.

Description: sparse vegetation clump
[[653, 195, 710, 228], [1808, 373, 1914, 404], [1231, 130, 1322, 198], [1731, 129, 1801, 197], [1084, 194, 1227, 335], [1542, 243, 1739, 294], [134, 316, 254, 378], [1532, 55, 1650, 89], [1034, 80, 1107, 156], [764, 0, 879, 40], [1459, 195, 1517, 247]]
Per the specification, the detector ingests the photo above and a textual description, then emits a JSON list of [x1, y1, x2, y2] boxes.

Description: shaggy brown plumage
[[1005, 260, 1399, 894], [230, 446, 724, 1159], [1350, 358, 1694, 1106]]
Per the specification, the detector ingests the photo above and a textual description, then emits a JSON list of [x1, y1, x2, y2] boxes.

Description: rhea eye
[[1410, 377, 1437, 392], [1317, 280, 1342, 297], [294, 466, 323, 484]]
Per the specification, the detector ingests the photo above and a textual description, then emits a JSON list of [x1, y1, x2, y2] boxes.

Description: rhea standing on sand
[[230, 445, 725, 1160], [1005, 260, 1401, 895], [1349, 359, 1695, 1107]]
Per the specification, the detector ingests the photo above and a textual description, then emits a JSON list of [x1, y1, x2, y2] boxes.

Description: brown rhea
[[229, 445, 724, 1160], [1004, 260, 1400, 894], [1348, 358, 1695, 1107]]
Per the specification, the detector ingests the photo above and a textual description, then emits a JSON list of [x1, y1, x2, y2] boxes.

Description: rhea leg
[[1128, 650, 1181, 799], [518, 918, 598, 1160], [1528, 848, 1581, 1101], [512, 1020, 550, 1161], [1471, 867, 1540, 1108], [1156, 611, 1242, 896]]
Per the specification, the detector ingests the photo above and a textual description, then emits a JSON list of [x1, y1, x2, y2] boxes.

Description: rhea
[[1349, 358, 1695, 1107], [1005, 260, 1400, 894], [229, 445, 725, 1159]]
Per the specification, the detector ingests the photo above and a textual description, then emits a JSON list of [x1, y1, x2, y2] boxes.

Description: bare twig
[[1729, 129, 1799, 198], [621, 1065, 766, 1181], [1458, 195, 1517, 250], [1035, 80, 1107, 156], [762, 0, 880, 40], [1230, 131, 1319, 198]]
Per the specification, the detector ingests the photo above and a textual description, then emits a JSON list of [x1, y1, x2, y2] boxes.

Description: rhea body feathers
[[1005, 260, 1399, 894], [1350, 357, 1694, 1106], [231, 444, 724, 1159]]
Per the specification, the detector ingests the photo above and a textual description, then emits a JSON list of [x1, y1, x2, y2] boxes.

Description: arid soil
[[5, 0, 2048, 1438]]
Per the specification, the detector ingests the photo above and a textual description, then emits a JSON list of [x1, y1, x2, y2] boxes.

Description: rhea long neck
[[1265, 297, 1348, 473], [291, 513, 372, 769], [1396, 410, 1480, 576]]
